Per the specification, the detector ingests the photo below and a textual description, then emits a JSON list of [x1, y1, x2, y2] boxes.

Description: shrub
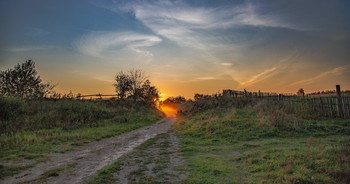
[[0, 96, 24, 121], [0, 98, 155, 134]]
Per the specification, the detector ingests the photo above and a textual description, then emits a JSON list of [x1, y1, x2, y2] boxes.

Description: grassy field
[[174, 104, 350, 184], [0, 97, 162, 179]]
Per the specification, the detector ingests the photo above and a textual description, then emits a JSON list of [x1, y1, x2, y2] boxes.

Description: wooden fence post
[[336, 85, 345, 118]]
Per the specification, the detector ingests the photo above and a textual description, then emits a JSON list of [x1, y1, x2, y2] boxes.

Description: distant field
[[0, 97, 162, 179], [175, 103, 350, 184]]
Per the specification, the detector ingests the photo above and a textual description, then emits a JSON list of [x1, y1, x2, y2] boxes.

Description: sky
[[0, 0, 350, 99]]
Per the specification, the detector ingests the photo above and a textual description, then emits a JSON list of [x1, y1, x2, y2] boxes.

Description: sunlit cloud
[[93, 76, 114, 83], [220, 63, 233, 66], [73, 31, 162, 58], [239, 52, 299, 87], [195, 76, 219, 80], [290, 66, 348, 86], [240, 67, 277, 87]]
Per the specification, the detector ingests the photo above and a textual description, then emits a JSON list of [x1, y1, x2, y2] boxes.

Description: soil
[[1, 118, 186, 184], [111, 131, 188, 184]]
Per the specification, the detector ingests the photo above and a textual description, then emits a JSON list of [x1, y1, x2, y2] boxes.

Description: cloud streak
[[290, 66, 348, 86], [106, 0, 300, 65], [5, 45, 58, 52], [74, 31, 162, 58], [239, 52, 299, 87], [240, 67, 277, 87]]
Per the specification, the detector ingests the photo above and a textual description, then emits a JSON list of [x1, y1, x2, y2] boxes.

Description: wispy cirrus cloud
[[290, 66, 348, 86], [220, 63, 233, 66], [239, 52, 299, 87], [117, 0, 297, 30], [195, 76, 219, 81], [74, 31, 162, 58], [240, 67, 277, 87], [104, 0, 299, 65], [5, 45, 58, 52]]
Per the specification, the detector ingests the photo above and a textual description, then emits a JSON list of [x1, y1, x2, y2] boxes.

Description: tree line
[[0, 60, 159, 103]]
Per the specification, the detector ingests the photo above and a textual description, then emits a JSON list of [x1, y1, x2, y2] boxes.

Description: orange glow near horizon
[[159, 104, 178, 118]]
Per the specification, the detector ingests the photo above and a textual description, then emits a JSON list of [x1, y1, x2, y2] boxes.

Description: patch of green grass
[[40, 167, 63, 178], [0, 163, 35, 180], [175, 107, 350, 184], [86, 161, 123, 184], [175, 108, 350, 142], [177, 133, 350, 184]]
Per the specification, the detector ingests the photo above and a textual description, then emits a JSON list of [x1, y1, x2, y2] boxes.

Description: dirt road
[[109, 131, 188, 183], [1, 118, 179, 184]]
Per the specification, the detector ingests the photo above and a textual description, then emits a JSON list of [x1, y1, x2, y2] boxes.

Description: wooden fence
[[274, 96, 350, 119], [76, 94, 118, 100], [223, 85, 350, 119]]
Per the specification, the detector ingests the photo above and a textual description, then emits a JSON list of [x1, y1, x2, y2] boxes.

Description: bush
[[0, 96, 24, 121], [0, 98, 157, 134]]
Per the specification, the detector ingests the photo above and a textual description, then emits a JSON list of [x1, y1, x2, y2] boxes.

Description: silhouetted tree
[[114, 69, 159, 102], [141, 80, 159, 102], [128, 69, 147, 101], [163, 96, 186, 104], [0, 60, 55, 98], [114, 71, 132, 100], [297, 88, 305, 96]]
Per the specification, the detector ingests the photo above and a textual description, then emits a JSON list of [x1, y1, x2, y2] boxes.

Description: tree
[[113, 69, 159, 102], [0, 60, 55, 98], [128, 69, 147, 101], [141, 80, 159, 102], [297, 88, 305, 96], [163, 96, 186, 104], [113, 71, 132, 100]]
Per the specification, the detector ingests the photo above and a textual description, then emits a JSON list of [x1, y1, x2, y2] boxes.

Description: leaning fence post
[[336, 85, 345, 118]]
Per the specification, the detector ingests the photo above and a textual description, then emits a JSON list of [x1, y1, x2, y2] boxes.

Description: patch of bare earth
[[1, 118, 174, 184], [111, 131, 188, 184]]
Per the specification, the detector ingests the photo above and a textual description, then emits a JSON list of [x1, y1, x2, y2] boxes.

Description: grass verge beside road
[[174, 107, 350, 184], [0, 98, 162, 179]]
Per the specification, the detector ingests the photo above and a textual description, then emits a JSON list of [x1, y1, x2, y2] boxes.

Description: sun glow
[[159, 104, 178, 118]]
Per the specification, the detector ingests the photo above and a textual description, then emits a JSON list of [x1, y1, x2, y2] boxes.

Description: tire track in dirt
[[1, 118, 174, 184], [108, 131, 188, 184]]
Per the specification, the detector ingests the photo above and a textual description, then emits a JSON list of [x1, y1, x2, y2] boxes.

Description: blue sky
[[0, 0, 350, 98]]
